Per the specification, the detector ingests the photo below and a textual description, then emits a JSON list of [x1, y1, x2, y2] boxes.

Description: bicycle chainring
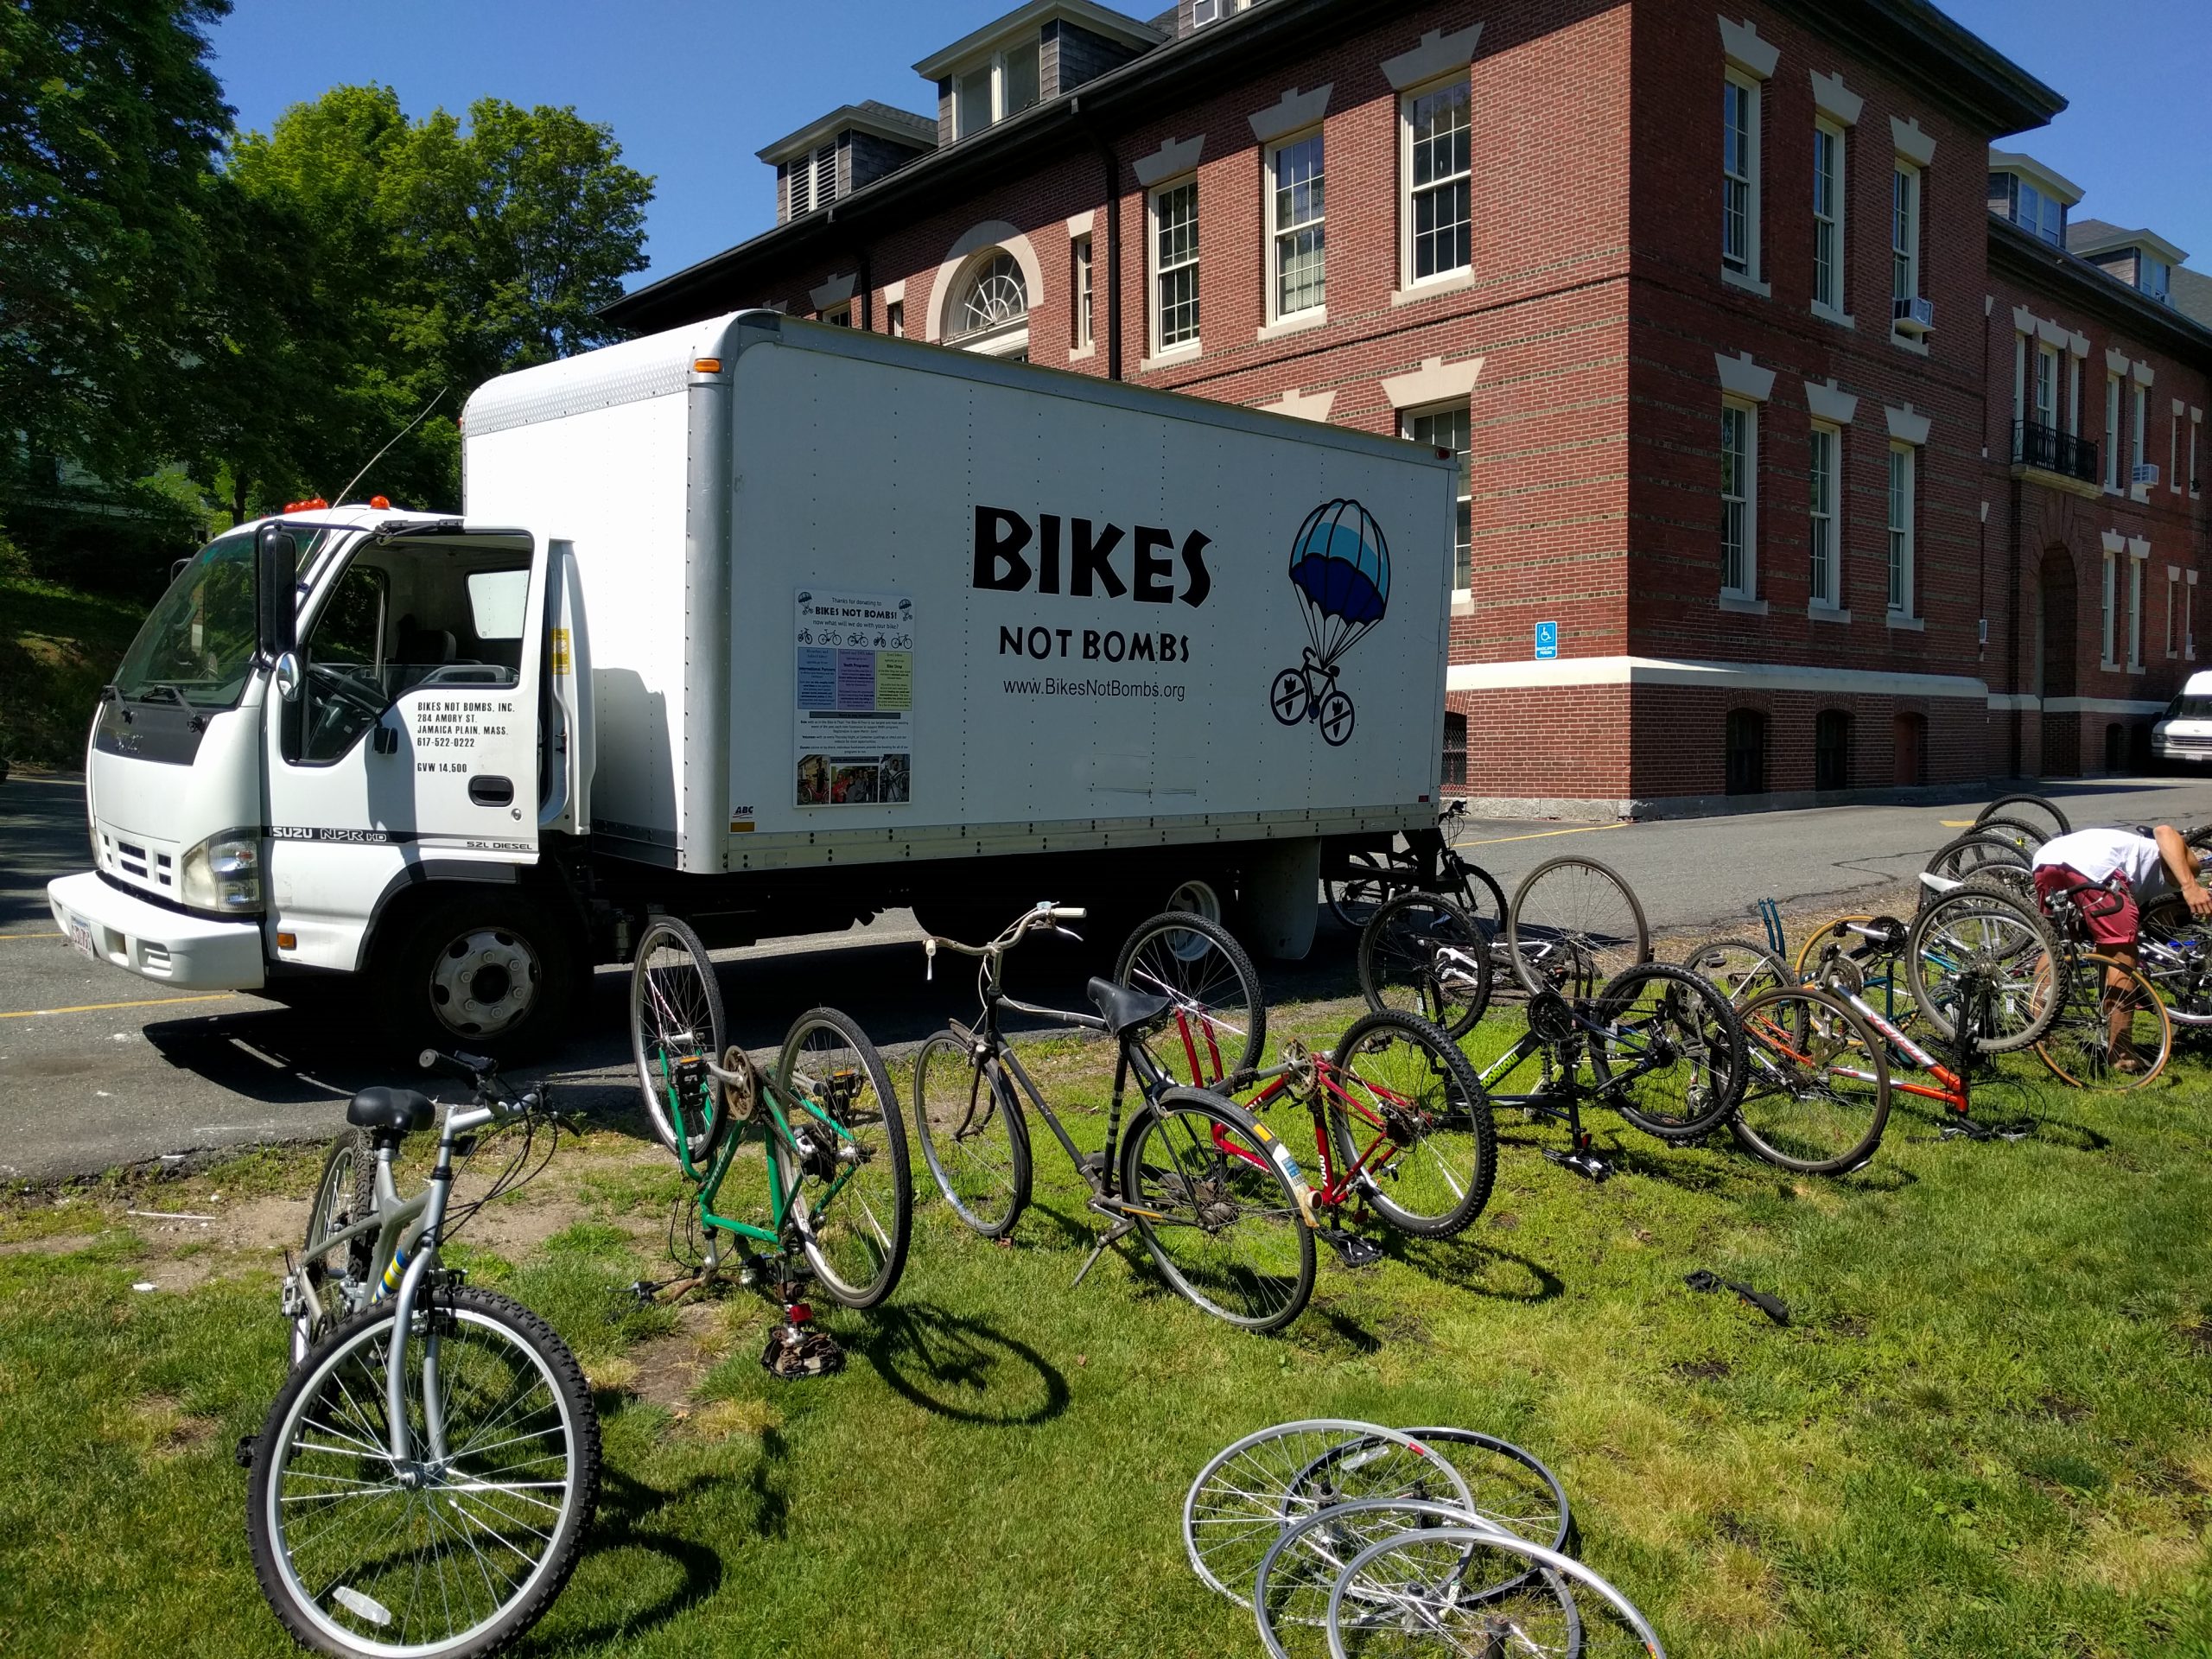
[[718, 1046, 760, 1120], [1527, 989, 1577, 1046]]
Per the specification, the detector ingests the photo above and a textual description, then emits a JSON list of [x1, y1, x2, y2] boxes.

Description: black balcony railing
[[2013, 419, 2100, 484]]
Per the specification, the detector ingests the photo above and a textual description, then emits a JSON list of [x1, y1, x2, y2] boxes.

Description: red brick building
[[607, 0, 2212, 815]]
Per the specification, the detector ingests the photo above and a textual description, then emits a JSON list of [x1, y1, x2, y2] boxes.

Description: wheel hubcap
[[1165, 880, 1223, 960], [428, 928, 539, 1038]]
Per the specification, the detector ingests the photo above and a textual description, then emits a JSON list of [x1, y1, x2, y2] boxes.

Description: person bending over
[[2030, 823, 2212, 1067]]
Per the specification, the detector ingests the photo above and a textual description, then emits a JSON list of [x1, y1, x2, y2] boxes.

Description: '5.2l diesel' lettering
[[972, 505, 1211, 607]]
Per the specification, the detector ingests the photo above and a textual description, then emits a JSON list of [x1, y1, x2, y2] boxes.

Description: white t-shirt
[[2031, 827, 2170, 895]]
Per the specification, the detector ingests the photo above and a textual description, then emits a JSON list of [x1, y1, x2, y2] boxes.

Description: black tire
[[1118, 1088, 1316, 1334], [377, 890, 575, 1062], [1327, 850, 1406, 932], [912, 1032, 1032, 1237], [628, 915, 728, 1162], [1113, 911, 1265, 1086], [1677, 937, 1790, 1006], [1326, 1008, 1497, 1237], [1904, 887, 2063, 1053], [1732, 984, 1892, 1173], [772, 1007, 912, 1309], [1358, 891, 1491, 1037], [246, 1286, 601, 1659], [1506, 855, 1650, 999], [297, 1130, 375, 1364], [1971, 814, 2050, 855], [1979, 793, 2070, 837], [1446, 857, 1510, 942], [1924, 831, 2031, 887], [1588, 963, 1745, 1141]]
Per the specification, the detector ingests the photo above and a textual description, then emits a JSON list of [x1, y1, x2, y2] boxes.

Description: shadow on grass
[[537, 1462, 739, 1650], [856, 1301, 1069, 1426], [1384, 1236, 1567, 1303]]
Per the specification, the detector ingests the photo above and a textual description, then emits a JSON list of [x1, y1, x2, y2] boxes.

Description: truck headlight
[[181, 830, 264, 914]]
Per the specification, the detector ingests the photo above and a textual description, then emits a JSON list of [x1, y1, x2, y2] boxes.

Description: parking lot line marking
[[1938, 819, 1977, 828], [0, 932, 65, 940], [0, 993, 238, 1020], [1453, 821, 1627, 849]]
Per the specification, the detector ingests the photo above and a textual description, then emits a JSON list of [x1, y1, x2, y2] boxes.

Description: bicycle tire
[[772, 1007, 913, 1310], [1357, 890, 1491, 1037], [1979, 793, 2070, 837], [2137, 893, 2212, 1027], [1506, 855, 1650, 998], [1732, 983, 1892, 1173], [1589, 962, 1746, 1141], [1971, 814, 2050, 855], [1905, 886, 2063, 1053], [2032, 952, 2173, 1090], [1678, 937, 1791, 1005], [912, 1031, 1032, 1237], [1925, 830, 2031, 887], [1325, 1008, 1497, 1237], [1119, 1088, 1315, 1334], [1445, 856, 1510, 940], [246, 1285, 601, 1659], [297, 1129, 375, 1364], [1327, 849, 1408, 932], [629, 915, 727, 1161], [1113, 911, 1266, 1087]]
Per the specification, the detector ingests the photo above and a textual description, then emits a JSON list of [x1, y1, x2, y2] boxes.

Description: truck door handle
[[469, 775, 514, 807], [372, 722, 399, 755]]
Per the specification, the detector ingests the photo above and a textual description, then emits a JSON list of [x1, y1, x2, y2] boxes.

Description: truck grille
[[99, 831, 175, 891]]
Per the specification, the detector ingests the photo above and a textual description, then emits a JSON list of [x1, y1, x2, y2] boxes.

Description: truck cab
[[2153, 671, 2212, 770], [48, 505, 593, 1052]]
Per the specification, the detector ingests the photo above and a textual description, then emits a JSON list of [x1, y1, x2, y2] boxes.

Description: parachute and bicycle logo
[[1271, 499, 1389, 747]]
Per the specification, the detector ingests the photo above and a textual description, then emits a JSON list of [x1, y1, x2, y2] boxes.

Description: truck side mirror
[[272, 652, 303, 703], [257, 525, 298, 659]]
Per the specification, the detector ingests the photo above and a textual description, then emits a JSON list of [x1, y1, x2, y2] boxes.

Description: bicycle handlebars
[[921, 901, 1087, 979]]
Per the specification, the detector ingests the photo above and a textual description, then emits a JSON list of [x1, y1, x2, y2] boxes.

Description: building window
[[2033, 344, 2059, 434], [1268, 130, 1325, 319], [1725, 709, 1767, 795], [1893, 711, 1928, 785], [2173, 410, 2185, 493], [1403, 79, 1471, 285], [1723, 74, 1759, 280], [953, 41, 1040, 139], [2143, 257, 2171, 304], [1404, 403, 1472, 592], [1808, 422, 1840, 607], [2133, 383, 2148, 486], [1812, 120, 1844, 313], [1815, 709, 1852, 791], [1151, 179, 1200, 352], [1721, 401, 1756, 598], [2192, 416, 2201, 496], [2101, 546, 2117, 666], [1891, 163, 1920, 326], [953, 252, 1027, 341], [1996, 174, 2066, 246], [887, 300, 905, 338], [1886, 442, 1914, 615], [1071, 236, 1093, 348], [2106, 372, 2123, 490], [2129, 554, 2145, 671], [2189, 576, 2197, 659], [1192, 0, 1251, 24], [2169, 567, 2181, 658], [822, 303, 851, 327], [1442, 710, 1468, 789], [783, 143, 836, 219]]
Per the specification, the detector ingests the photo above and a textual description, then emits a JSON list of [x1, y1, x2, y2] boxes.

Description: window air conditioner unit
[[2133, 461, 2161, 487], [1892, 296, 1936, 334]]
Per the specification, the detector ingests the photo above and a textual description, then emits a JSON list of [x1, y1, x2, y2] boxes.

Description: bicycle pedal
[[760, 1320, 845, 1380], [234, 1433, 257, 1470], [1320, 1228, 1385, 1269]]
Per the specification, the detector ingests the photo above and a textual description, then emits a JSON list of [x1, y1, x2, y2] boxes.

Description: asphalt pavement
[[8, 769, 2212, 1183]]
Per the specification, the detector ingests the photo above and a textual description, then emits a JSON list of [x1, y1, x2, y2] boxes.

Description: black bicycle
[[1326, 798, 1510, 935], [912, 903, 1317, 1333]]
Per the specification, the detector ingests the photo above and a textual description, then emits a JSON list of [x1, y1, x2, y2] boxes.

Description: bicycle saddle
[[1087, 976, 1174, 1035], [347, 1086, 436, 1135]]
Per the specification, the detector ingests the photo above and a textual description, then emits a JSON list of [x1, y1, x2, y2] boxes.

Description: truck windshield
[[111, 531, 264, 709], [2166, 695, 2212, 721]]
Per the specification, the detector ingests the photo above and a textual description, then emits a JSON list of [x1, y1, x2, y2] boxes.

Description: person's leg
[[2107, 943, 2141, 1065]]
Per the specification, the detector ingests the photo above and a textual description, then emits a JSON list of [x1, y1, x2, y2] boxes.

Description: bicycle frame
[[1235, 1049, 1422, 1214], [657, 1058, 861, 1272], [1472, 995, 1684, 1176]]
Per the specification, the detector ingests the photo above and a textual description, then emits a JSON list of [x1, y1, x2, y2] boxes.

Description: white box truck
[[48, 312, 1453, 1053]]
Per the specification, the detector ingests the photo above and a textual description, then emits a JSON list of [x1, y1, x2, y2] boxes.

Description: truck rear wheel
[[378, 891, 576, 1060]]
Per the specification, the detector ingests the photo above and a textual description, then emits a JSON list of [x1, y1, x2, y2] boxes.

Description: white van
[[2153, 671, 2212, 768]]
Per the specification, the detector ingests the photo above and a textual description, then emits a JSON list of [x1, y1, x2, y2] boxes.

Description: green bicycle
[[628, 917, 912, 1324]]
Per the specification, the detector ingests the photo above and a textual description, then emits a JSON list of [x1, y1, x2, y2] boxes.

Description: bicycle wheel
[[1183, 1420, 1474, 1608], [1506, 855, 1649, 998], [912, 1031, 1031, 1237], [1444, 857, 1510, 944], [1326, 1009, 1497, 1237], [1732, 984, 1891, 1173], [1905, 887, 2063, 1053], [1678, 937, 1789, 1005], [772, 1007, 912, 1309], [1396, 1428, 1572, 1556], [1114, 911, 1266, 1087], [1119, 1088, 1315, 1333], [297, 1129, 375, 1363], [2032, 952, 2172, 1090], [1357, 891, 1491, 1037], [1588, 963, 1745, 1141], [1925, 830, 2031, 887], [630, 915, 727, 1161], [1797, 916, 1916, 1026], [1328, 851, 1403, 932], [2137, 894, 2212, 1027], [1326, 1526, 1666, 1659], [1972, 814, 2050, 856], [246, 1286, 600, 1659], [1980, 793, 2070, 838]]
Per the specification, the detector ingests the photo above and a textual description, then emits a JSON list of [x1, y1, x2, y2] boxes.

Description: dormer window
[[953, 39, 1042, 137], [1191, 0, 1250, 23], [1986, 153, 2082, 253], [2143, 257, 2171, 304]]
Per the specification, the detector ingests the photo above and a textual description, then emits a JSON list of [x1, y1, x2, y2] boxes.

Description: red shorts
[[2033, 863, 2138, 947]]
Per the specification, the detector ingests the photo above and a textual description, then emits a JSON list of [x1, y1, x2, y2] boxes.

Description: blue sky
[[206, 0, 2212, 293]]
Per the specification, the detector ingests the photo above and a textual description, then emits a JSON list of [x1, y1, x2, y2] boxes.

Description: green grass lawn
[[0, 574, 148, 768], [4, 995, 2212, 1656]]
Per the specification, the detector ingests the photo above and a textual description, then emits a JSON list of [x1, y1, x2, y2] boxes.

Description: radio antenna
[[334, 385, 450, 508]]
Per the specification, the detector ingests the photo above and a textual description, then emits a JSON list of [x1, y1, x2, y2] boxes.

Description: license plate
[[63, 913, 95, 961]]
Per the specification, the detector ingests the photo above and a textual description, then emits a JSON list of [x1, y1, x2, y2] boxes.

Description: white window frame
[[1890, 162, 1921, 340], [2128, 548, 2145, 671], [1400, 76, 1471, 292], [1148, 175, 1201, 356], [2169, 566, 2181, 659], [2032, 343, 2060, 434], [2106, 372, 2124, 491], [2068, 353, 2082, 438], [2133, 383, 2148, 491], [2173, 407, 2185, 493], [1266, 128, 1326, 323], [951, 40, 1041, 138], [1721, 398, 1758, 601], [1808, 421, 1841, 609], [887, 299, 905, 338], [1071, 236, 1094, 350], [1886, 441, 1915, 617], [821, 302, 851, 327], [2143, 256, 2171, 303], [2192, 410, 2203, 498], [1811, 118, 1845, 317], [2190, 571, 2198, 660], [1402, 401, 1472, 596], [2101, 548, 2117, 668], [1723, 71, 1762, 287]]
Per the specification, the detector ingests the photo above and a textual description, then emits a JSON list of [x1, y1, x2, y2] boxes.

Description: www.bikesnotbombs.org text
[[1002, 676, 1189, 702]]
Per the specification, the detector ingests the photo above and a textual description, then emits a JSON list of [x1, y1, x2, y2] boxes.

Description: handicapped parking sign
[[1534, 620, 1558, 660]]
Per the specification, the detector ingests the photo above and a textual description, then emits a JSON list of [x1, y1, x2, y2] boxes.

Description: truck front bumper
[[47, 871, 266, 990]]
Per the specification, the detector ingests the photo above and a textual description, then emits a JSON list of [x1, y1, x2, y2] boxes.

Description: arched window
[[1894, 711, 1929, 785], [1814, 709, 1852, 792], [1725, 709, 1767, 795], [950, 252, 1029, 354], [1442, 710, 1468, 789]]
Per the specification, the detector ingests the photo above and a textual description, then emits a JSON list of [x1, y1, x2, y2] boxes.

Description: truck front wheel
[[378, 892, 577, 1060]]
